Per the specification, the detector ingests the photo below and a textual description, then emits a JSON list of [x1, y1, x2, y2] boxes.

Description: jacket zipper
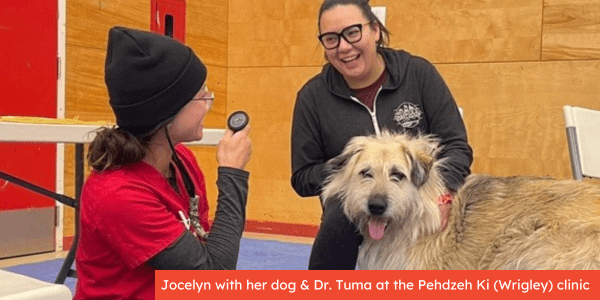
[[349, 86, 383, 136]]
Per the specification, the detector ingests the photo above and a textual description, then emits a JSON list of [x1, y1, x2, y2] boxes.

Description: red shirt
[[74, 145, 209, 299]]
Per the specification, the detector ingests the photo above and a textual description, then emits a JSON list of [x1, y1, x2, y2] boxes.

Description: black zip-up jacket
[[291, 48, 472, 197]]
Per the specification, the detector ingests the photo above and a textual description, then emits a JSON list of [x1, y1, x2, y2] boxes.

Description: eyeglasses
[[191, 91, 215, 111], [318, 22, 373, 50]]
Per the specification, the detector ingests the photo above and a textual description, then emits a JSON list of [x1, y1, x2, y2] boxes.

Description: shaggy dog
[[321, 132, 600, 270]]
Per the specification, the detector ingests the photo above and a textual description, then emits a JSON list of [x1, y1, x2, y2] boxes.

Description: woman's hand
[[217, 125, 252, 170]]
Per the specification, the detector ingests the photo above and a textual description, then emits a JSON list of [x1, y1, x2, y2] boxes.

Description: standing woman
[[75, 27, 251, 299], [291, 0, 472, 269]]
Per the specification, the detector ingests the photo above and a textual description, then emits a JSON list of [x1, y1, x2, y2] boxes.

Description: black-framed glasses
[[191, 86, 215, 111], [318, 22, 373, 50]]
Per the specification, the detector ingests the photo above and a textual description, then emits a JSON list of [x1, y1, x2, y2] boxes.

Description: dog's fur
[[321, 131, 600, 270]]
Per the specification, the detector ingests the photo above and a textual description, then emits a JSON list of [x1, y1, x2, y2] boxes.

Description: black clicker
[[227, 111, 249, 132]]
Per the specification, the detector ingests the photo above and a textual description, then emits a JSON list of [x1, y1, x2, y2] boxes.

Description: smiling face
[[319, 4, 383, 89]]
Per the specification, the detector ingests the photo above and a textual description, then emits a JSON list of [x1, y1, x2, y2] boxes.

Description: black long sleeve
[[418, 59, 472, 192], [291, 88, 329, 197], [147, 167, 248, 270]]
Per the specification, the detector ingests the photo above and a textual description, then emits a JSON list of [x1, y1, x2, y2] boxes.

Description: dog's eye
[[390, 171, 406, 182], [359, 170, 373, 179]]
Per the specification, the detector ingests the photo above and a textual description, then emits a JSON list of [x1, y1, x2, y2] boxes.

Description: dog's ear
[[325, 147, 360, 175], [326, 153, 349, 174], [325, 136, 366, 175], [407, 148, 434, 189]]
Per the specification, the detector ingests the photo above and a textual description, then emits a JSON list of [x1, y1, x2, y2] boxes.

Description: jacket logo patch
[[394, 102, 422, 128]]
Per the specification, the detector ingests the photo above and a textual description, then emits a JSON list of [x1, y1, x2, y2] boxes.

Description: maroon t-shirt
[[352, 69, 387, 111]]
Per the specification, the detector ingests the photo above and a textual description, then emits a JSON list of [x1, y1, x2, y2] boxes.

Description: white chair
[[0, 270, 72, 300], [563, 105, 600, 180]]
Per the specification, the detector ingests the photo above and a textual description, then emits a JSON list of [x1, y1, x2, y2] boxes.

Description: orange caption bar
[[156, 270, 600, 300]]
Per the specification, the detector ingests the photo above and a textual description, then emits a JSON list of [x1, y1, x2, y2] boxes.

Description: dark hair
[[318, 0, 390, 47], [87, 127, 156, 171]]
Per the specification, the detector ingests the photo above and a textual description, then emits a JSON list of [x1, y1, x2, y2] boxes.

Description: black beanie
[[105, 26, 207, 136]]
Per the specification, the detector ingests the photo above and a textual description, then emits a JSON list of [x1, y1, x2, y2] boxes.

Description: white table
[[0, 270, 72, 300]]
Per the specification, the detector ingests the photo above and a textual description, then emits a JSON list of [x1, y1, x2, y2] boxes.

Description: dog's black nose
[[368, 195, 387, 215]]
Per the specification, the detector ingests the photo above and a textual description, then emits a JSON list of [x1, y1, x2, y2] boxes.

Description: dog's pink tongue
[[368, 220, 386, 240]]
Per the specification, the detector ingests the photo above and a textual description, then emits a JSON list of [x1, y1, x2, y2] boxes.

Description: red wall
[[0, 1, 58, 210]]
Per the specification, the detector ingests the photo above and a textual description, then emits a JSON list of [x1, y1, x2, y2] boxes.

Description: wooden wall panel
[[229, 0, 543, 67], [542, 0, 600, 60], [66, 46, 113, 122], [228, 0, 324, 67], [203, 66, 228, 128], [68, 0, 228, 67], [187, 0, 229, 67], [437, 60, 600, 178], [67, 0, 150, 49], [227, 67, 323, 223], [374, 0, 542, 63], [63, 144, 76, 238]]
